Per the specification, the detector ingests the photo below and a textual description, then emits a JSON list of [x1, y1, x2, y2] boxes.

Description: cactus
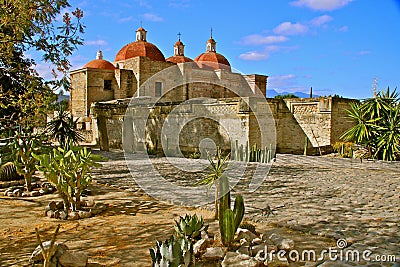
[[219, 209, 235, 247], [0, 162, 23, 181], [149, 236, 194, 267], [218, 175, 245, 247], [174, 214, 208, 240], [218, 174, 231, 222], [233, 194, 245, 231]]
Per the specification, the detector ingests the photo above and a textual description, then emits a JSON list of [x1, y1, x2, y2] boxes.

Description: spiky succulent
[[149, 236, 193, 267], [174, 214, 208, 240]]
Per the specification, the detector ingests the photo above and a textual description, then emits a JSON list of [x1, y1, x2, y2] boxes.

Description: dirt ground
[[0, 179, 336, 267], [1, 148, 346, 267]]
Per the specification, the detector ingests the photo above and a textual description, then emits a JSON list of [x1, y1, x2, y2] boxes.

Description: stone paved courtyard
[[93, 150, 400, 266]]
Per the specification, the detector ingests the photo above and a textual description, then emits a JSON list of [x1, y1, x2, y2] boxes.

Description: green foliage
[[0, 162, 23, 181], [33, 145, 100, 211], [274, 94, 299, 99], [0, 0, 84, 129], [8, 128, 44, 191], [174, 214, 208, 241], [341, 87, 400, 161], [46, 103, 83, 149], [332, 141, 354, 158], [149, 236, 194, 267], [194, 148, 230, 220]]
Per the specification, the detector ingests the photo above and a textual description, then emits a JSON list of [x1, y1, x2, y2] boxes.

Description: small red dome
[[194, 52, 231, 71], [166, 55, 194, 64], [84, 59, 116, 70], [115, 41, 166, 62]]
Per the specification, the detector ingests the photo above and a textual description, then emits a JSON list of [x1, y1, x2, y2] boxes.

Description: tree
[[341, 87, 400, 161], [0, 0, 84, 131]]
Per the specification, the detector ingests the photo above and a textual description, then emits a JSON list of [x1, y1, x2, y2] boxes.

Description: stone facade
[[69, 27, 356, 155]]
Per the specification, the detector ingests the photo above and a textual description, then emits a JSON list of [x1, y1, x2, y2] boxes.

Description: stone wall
[[91, 96, 355, 155]]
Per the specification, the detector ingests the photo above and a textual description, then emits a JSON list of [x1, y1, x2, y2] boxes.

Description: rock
[[30, 241, 69, 263], [221, 252, 260, 267], [21, 192, 28, 197], [90, 203, 107, 215], [54, 210, 61, 219], [193, 238, 208, 255], [7, 191, 15, 197], [47, 210, 55, 218], [236, 245, 250, 255], [202, 247, 226, 260], [13, 189, 22, 197], [236, 228, 258, 243], [78, 210, 92, 219], [69, 211, 79, 220], [48, 201, 57, 211], [60, 210, 68, 220], [59, 251, 88, 267], [39, 188, 49, 195], [251, 243, 267, 257], [252, 238, 263, 245], [56, 201, 65, 210], [269, 233, 294, 251], [30, 191, 40, 197]]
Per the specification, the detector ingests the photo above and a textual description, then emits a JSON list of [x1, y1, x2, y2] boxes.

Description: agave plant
[[149, 236, 194, 267], [174, 214, 208, 241]]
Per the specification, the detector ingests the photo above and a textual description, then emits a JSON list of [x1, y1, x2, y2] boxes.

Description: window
[[155, 82, 162, 97], [104, 80, 112, 91]]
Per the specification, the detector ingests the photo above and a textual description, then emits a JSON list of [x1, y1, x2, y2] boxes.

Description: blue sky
[[38, 0, 400, 99]]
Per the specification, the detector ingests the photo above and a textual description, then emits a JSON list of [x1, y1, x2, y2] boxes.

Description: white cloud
[[274, 22, 308, 36], [239, 45, 298, 61], [169, 0, 190, 8], [239, 51, 269, 61], [241, 34, 289, 46], [118, 16, 135, 23], [142, 13, 163, 22], [268, 74, 297, 88], [290, 0, 352, 11], [85, 39, 108, 46], [337, 26, 349, 32], [358, 50, 371, 56], [135, 0, 152, 9], [310, 15, 333, 27]]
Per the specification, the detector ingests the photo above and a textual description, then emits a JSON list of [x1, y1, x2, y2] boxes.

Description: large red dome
[[83, 59, 116, 70], [115, 41, 166, 62], [194, 52, 231, 71]]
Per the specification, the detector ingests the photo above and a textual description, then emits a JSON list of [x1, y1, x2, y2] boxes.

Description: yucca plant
[[341, 87, 400, 161], [194, 148, 230, 220], [46, 103, 83, 149]]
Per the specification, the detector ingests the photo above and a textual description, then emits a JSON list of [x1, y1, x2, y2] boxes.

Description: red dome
[[194, 52, 231, 71], [166, 55, 194, 64], [83, 59, 116, 70], [115, 41, 166, 62]]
